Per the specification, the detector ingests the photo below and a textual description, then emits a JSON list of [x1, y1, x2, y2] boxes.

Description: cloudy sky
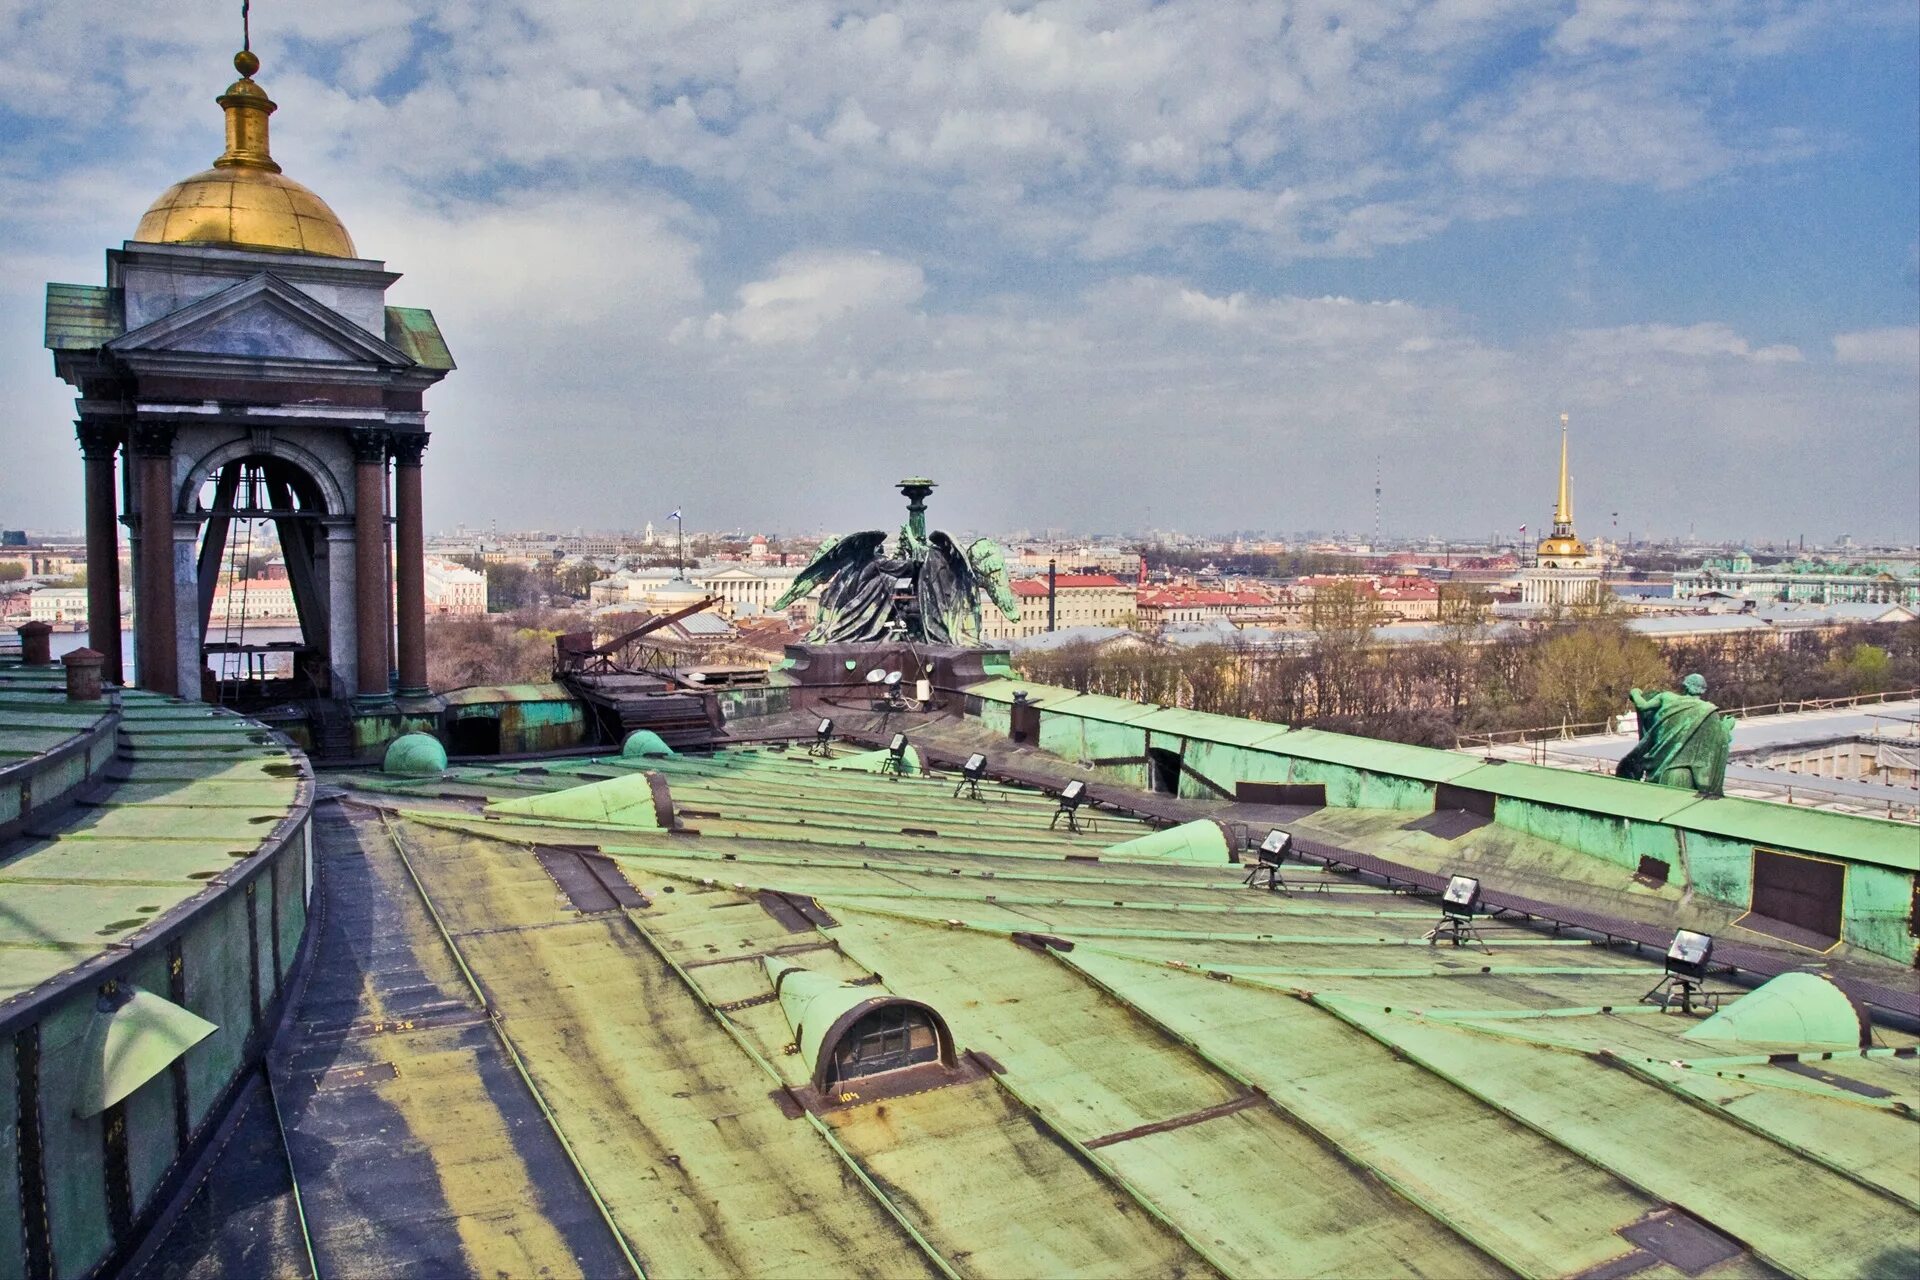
[[2, 1, 1915, 543]]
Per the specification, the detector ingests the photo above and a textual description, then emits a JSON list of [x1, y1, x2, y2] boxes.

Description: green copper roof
[[1102, 818, 1235, 865], [1044, 693, 1163, 725], [815, 744, 923, 776], [439, 683, 571, 706], [1257, 727, 1486, 783], [1135, 707, 1292, 747], [290, 740, 1920, 1279], [0, 661, 309, 1003], [485, 770, 670, 828], [1666, 792, 1920, 872], [1449, 759, 1706, 822], [384, 306, 455, 371], [960, 677, 1083, 705], [44, 283, 122, 351], [1685, 972, 1870, 1049]]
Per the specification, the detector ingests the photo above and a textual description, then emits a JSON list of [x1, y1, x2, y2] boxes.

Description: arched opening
[[191, 454, 335, 705], [1146, 746, 1183, 795], [447, 715, 502, 757], [824, 1002, 947, 1089]]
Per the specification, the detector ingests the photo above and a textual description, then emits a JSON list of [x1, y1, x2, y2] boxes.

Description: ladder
[[214, 466, 260, 701]]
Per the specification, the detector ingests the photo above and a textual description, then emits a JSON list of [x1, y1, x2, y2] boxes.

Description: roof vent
[[766, 959, 954, 1095]]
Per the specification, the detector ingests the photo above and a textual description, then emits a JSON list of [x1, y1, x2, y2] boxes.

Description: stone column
[[76, 421, 124, 684], [351, 430, 391, 703], [319, 521, 358, 699], [390, 432, 430, 697], [129, 423, 178, 695]]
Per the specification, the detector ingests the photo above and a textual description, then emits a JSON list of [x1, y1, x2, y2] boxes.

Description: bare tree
[[1307, 582, 1379, 718]]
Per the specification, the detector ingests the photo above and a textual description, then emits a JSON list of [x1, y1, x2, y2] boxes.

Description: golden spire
[[130, 14, 356, 258], [214, 47, 280, 173], [1554, 412, 1573, 528]]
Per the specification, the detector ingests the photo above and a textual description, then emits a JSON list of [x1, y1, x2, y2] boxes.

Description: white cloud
[[694, 250, 926, 345], [1833, 326, 1920, 366], [0, 0, 1882, 280], [0, 3, 1912, 543], [1447, 73, 1738, 190], [1566, 323, 1804, 364]]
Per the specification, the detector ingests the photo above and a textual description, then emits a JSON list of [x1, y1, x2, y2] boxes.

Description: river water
[[49, 627, 309, 684]]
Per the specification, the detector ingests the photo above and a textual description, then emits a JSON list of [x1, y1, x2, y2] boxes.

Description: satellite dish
[[866, 669, 887, 684], [885, 671, 903, 687]]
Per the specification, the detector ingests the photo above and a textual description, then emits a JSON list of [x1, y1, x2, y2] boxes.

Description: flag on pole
[[1518, 524, 1527, 534]]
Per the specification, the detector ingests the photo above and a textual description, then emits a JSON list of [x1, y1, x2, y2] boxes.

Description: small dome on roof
[[382, 733, 447, 776], [132, 51, 355, 258]]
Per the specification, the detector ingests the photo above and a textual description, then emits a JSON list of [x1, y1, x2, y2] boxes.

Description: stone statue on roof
[[771, 479, 1020, 645], [1615, 673, 1733, 796]]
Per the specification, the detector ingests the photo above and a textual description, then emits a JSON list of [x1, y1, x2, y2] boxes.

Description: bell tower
[[45, 39, 453, 709]]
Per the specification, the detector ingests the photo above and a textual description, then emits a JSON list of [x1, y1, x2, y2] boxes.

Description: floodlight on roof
[[1243, 828, 1294, 894], [1643, 929, 1717, 1014], [1666, 930, 1713, 980], [1424, 873, 1489, 953], [1441, 875, 1481, 919], [954, 753, 988, 800], [809, 717, 834, 757], [1050, 779, 1090, 832], [866, 669, 888, 684], [881, 732, 911, 780], [885, 670, 903, 687]]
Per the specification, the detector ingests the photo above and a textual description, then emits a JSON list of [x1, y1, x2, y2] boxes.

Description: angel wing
[[966, 538, 1020, 622], [917, 532, 980, 645], [773, 531, 885, 610]]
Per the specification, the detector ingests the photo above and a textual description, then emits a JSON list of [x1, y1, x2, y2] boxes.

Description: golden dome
[[132, 52, 355, 258], [1535, 536, 1590, 560]]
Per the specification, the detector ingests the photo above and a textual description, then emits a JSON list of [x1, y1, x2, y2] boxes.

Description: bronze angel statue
[[773, 479, 1020, 645]]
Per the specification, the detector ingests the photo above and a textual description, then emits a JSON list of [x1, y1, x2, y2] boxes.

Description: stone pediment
[[107, 272, 412, 367]]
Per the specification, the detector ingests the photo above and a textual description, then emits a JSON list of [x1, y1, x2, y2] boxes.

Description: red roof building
[[1135, 587, 1277, 625]]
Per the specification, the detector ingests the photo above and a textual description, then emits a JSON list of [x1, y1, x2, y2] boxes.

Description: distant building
[[984, 574, 1136, 640], [28, 587, 91, 627], [1675, 557, 1919, 607], [1012, 546, 1140, 575], [424, 556, 488, 615], [206, 579, 299, 622], [1520, 414, 1604, 607], [697, 566, 803, 618], [1135, 586, 1272, 627], [591, 565, 812, 622], [0, 547, 85, 578], [1293, 575, 1439, 622], [1370, 578, 1441, 621]]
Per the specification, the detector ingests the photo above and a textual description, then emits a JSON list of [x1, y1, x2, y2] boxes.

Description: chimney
[[62, 647, 105, 701], [16, 620, 52, 666]]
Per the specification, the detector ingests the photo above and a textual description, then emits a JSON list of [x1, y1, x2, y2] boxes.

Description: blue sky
[[1, 1, 1915, 543]]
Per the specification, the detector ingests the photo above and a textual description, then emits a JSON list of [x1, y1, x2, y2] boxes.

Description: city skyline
[[3, 3, 1916, 541]]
